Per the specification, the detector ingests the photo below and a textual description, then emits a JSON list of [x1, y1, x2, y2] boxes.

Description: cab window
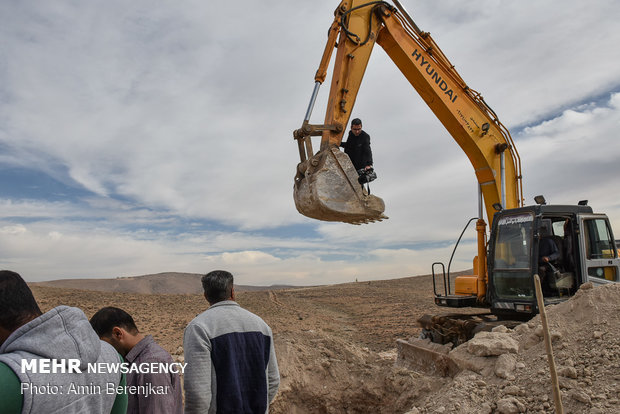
[[583, 219, 617, 259], [493, 214, 533, 269]]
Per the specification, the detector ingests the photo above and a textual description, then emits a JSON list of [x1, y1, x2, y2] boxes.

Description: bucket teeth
[[346, 214, 389, 225]]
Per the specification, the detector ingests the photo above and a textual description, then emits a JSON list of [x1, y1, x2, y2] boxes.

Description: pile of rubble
[[407, 282, 620, 413]]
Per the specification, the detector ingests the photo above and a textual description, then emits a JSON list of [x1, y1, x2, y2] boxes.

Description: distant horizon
[[29, 271, 299, 286], [26, 268, 473, 290], [28, 269, 468, 288]]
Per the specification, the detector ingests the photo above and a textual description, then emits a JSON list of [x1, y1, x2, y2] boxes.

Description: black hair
[[201, 270, 234, 304], [89, 307, 139, 337], [0, 270, 42, 332], [351, 118, 362, 126]]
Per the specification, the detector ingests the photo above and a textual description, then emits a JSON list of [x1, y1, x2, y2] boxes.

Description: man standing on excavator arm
[[340, 118, 373, 172]]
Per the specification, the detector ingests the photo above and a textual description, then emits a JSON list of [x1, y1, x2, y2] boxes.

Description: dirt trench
[[30, 275, 620, 413]]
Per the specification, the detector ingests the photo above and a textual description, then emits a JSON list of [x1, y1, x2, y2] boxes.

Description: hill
[[32, 271, 297, 294]]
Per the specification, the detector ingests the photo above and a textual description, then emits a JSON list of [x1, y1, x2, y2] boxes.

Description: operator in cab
[[538, 220, 561, 294], [340, 118, 373, 173]]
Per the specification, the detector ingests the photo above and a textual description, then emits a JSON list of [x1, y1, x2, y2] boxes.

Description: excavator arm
[[293, 0, 523, 226], [293, 2, 388, 225]]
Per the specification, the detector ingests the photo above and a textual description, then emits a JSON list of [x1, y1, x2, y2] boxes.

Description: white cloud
[[0, 216, 471, 285], [1, 0, 620, 283], [0, 225, 27, 236], [220, 251, 281, 265]]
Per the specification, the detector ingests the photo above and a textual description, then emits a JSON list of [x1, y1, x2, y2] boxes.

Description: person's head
[[201, 270, 235, 305], [0, 270, 42, 346], [89, 307, 143, 356], [350, 118, 363, 136]]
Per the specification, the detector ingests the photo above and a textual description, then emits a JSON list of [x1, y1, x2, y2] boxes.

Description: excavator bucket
[[294, 147, 387, 225]]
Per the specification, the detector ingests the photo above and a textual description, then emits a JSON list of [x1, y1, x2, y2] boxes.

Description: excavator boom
[[293, 0, 523, 225]]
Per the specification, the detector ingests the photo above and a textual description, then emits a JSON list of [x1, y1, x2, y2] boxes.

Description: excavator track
[[396, 312, 523, 376], [417, 313, 499, 347]]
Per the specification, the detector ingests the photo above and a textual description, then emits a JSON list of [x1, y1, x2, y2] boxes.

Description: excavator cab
[[293, 146, 386, 225], [485, 203, 617, 316]]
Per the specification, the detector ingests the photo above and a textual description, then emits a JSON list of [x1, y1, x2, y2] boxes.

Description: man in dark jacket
[[340, 118, 373, 172]]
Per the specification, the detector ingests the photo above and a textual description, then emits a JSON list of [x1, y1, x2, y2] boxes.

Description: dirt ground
[[30, 274, 620, 413]]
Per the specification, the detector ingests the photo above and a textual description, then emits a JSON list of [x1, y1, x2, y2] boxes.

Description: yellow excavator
[[293, 0, 620, 372]]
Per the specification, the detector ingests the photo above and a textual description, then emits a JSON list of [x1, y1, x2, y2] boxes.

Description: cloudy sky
[[1, 1, 619, 285]]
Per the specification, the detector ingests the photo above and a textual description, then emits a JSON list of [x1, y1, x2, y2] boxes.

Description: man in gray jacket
[[0, 270, 127, 414], [183, 270, 280, 413]]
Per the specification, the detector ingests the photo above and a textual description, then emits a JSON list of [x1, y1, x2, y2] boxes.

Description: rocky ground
[[405, 282, 620, 413], [30, 274, 620, 413]]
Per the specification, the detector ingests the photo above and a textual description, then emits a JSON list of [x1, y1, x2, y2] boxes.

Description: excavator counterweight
[[294, 147, 386, 225]]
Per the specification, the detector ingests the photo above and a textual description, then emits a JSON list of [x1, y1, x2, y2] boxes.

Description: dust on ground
[[30, 275, 620, 413]]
